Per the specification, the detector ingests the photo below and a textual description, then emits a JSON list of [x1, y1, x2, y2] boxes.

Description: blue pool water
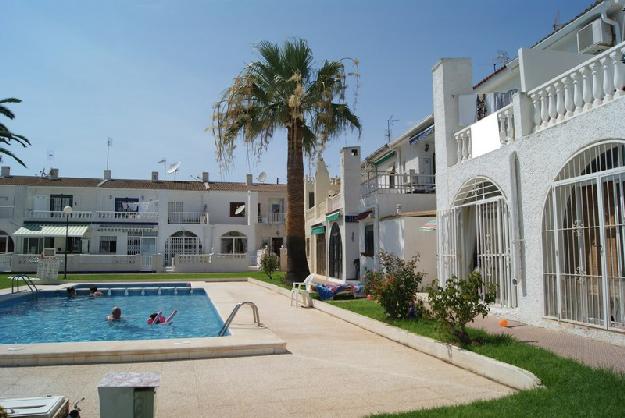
[[0, 286, 226, 344]]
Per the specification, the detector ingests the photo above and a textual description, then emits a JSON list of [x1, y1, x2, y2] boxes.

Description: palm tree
[[0, 98, 31, 166], [212, 39, 361, 283]]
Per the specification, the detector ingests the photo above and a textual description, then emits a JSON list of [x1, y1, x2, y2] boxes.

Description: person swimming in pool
[[107, 306, 122, 321], [66, 287, 76, 298], [90, 287, 103, 297], [147, 310, 177, 325]]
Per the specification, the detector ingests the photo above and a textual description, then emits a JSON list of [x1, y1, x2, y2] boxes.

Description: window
[[67, 237, 82, 253], [0, 230, 14, 253], [308, 192, 315, 209], [221, 231, 247, 254], [50, 194, 73, 212], [115, 197, 139, 213], [363, 224, 374, 257], [23, 238, 43, 254], [328, 223, 342, 279], [127, 236, 141, 255], [229, 202, 246, 217], [99, 236, 117, 254]]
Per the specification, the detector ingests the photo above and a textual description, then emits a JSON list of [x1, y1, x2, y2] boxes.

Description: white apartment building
[[434, 0, 625, 339], [304, 117, 437, 283], [0, 167, 287, 273]]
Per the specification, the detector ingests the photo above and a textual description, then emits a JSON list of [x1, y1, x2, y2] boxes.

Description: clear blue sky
[[1, 0, 592, 182]]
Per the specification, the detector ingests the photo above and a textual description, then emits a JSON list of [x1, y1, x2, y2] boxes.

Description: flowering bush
[[364, 251, 424, 319], [426, 271, 496, 345]]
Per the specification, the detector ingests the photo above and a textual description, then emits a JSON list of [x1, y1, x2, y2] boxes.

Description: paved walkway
[[0, 282, 512, 417], [473, 316, 625, 374]]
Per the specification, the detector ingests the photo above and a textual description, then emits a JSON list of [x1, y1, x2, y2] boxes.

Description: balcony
[[453, 40, 625, 165], [258, 212, 285, 224], [327, 193, 342, 213], [361, 172, 436, 196], [167, 211, 209, 224], [26, 209, 159, 222]]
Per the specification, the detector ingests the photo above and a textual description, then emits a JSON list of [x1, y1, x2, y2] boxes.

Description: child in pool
[[107, 306, 122, 321], [147, 310, 177, 325], [90, 287, 103, 297]]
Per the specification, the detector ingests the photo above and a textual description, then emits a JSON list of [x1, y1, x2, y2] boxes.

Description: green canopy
[[373, 151, 395, 166], [326, 211, 341, 222], [311, 225, 326, 235]]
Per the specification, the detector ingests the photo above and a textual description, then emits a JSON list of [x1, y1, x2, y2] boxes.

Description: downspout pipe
[[601, 1, 623, 44]]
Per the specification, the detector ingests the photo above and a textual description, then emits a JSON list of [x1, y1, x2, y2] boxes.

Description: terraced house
[[0, 168, 287, 273], [434, 0, 625, 337]]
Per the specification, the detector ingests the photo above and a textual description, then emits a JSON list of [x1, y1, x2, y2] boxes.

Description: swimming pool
[[0, 286, 226, 344]]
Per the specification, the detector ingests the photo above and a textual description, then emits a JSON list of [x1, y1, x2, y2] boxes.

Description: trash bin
[[98, 372, 160, 418]]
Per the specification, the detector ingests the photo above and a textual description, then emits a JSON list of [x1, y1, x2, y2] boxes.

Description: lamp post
[[63, 205, 73, 279]]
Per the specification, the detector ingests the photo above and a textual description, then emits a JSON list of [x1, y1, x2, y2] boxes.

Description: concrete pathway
[[473, 316, 625, 374], [0, 282, 513, 417]]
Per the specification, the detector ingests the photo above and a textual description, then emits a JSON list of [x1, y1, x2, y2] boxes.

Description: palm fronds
[[0, 98, 31, 167]]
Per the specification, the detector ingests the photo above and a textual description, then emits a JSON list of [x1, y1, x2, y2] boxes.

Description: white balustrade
[[530, 41, 625, 132], [454, 126, 472, 162], [497, 104, 515, 145], [167, 211, 209, 224], [327, 193, 343, 212]]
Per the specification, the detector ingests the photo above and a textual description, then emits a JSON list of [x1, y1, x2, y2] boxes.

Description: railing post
[[530, 92, 542, 132], [591, 60, 603, 106], [563, 75, 574, 119], [540, 87, 550, 128], [581, 66, 593, 111], [455, 133, 462, 163], [547, 85, 557, 125], [465, 129, 472, 160], [506, 109, 515, 142], [571, 72, 583, 115], [611, 46, 625, 98], [555, 80, 565, 122], [601, 55, 614, 101]]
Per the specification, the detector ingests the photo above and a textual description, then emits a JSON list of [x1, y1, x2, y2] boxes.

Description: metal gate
[[165, 233, 200, 266], [545, 170, 625, 329], [437, 208, 459, 282]]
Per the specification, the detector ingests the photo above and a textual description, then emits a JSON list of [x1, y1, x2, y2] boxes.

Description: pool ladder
[[218, 302, 262, 337], [10, 275, 39, 294]]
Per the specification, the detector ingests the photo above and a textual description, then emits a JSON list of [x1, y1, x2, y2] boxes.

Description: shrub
[[260, 253, 279, 280], [426, 271, 496, 345], [364, 251, 423, 319]]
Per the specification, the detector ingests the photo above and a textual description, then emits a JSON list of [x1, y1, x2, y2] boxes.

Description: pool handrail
[[218, 301, 261, 337]]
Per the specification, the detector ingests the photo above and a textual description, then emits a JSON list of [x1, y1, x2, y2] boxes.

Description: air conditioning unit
[[577, 18, 613, 54], [42, 248, 56, 257]]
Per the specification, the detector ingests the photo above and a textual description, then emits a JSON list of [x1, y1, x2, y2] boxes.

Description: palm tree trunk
[[285, 123, 310, 283]]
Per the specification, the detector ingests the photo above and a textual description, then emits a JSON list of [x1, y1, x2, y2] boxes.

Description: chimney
[[0, 166, 10, 178], [202, 171, 209, 182], [103, 169, 111, 180], [246, 173, 253, 185], [151, 171, 159, 182], [49, 168, 59, 179], [276, 177, 279, 184]]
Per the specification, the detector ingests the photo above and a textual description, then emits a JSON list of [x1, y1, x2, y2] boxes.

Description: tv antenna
[[257, 171, 267, 183], [167, 161, 181, 180], [157, 159, 166, 176], [386, 115, 399, 143], [494, 50, 511, 71], [552, 9, 562, 32], [106, 137, 113, 170]]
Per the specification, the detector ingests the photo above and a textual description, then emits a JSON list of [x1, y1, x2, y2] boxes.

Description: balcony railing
[[361, 173, 436, 195], [453, 41, 625, 165], [258, 212, 285, 224], [327, 193, 342, 213], [26, 209, 159, 222], [529, 40, 625, 132], [167, 211, 209, 224]]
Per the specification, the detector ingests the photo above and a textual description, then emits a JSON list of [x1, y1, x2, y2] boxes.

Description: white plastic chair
[[290, 274, 314, 308]]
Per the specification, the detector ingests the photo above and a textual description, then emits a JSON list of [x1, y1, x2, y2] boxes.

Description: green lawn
[[0, 271, 289, 290], [329, 299, 625, 418]]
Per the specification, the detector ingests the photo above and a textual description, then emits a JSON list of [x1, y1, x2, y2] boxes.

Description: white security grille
[[442, 177, 516, 307], [543, 141, 625, 330], [165, 231, 200, 265]]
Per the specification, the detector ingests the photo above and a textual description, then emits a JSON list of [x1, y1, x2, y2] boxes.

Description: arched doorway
[[328, 222, 342, 279], [165, 231, 200, 265], [439, 177, 515, 307], [543, 140, 625, 329], [0, 230, 15, 254]]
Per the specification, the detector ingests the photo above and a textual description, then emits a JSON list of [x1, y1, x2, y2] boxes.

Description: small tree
[[427, 272, 496, 345], [260, 253, 279, 280], [365, 251, 423, 319]]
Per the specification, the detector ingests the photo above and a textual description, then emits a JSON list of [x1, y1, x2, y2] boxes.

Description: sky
[[1, 0, 593, 183]]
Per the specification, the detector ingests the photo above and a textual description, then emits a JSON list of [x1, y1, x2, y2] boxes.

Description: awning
[[13, 224, 89, 238], [373, 151, 395, 166], [357, 209, 374, 220], [408, 124, 434, 144], [419, 219, 437, 231], [326, 211, 341, 223], [311, 224, 326, 235]]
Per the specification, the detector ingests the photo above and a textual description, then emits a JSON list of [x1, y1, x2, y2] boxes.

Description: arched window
[[0, 230, 14, 254], [439, 176, 515, 307], [221, 231, 247, 254], [328, 222, 342, 279], [543, 140, 625, 329], [165, 231, 200, 265]]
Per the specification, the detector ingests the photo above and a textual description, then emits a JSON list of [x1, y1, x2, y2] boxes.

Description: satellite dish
[[234, 204, 246, 215], [157, 159, 166, 164], [257, 171, 267, 183], [167, 161, 181, 174]]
